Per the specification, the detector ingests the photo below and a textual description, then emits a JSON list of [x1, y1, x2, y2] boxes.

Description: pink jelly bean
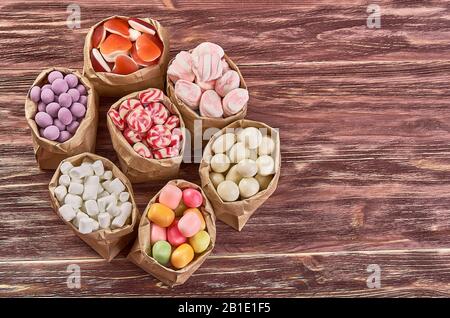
[[167, 219, 187, 246], [174, 80, 202, 110], [66, 121, 80, 134], [40, 88, 54, 104], [215, 70, 240, 97], [37, 102, 46, 112], [45, 102, 61, 118], [58, 93, 72, 108], [167, 51, 195, 83], [64, 74, 78, 88], [53, 118, 66, 131], [30, 86, 41, 103], [48, 71, 63, 83], [159, 184, 182, 210], [52, 78, 69, 95], [150, 224, 167, 245], [70, 102, 86, 118], [57, 130, 72, 143], [222, 88, 249, 117], [58, 107, 73, 125], [182, 188, 203, 208], [35, 112, 53, 128], [67, 88, 80, 102], [199, 90, 223, 118], [43, 125, 60, 140], [178, 212, 201, 238]]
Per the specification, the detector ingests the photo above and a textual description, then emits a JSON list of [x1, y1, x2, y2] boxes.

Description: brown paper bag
[[199, 119, 281, 231], [24, 67, 99, 170], [48, 152, 140, 261], [107, 89, 186, 183], [83, 16, 170, 97], [127, 179, 216, 286], [166, 53, 247, 147]]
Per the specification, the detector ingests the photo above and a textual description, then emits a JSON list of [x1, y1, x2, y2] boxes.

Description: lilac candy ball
[[64, 74, 78, 88], [53, 118, 66, 131], [39, 128, 45, 136], [66, 121, 80, 134], [43, 125, 60, 141], [57, 130, 72, 143], [78, 95, 87, 106], [40, 88, 54, 104], [67, 88, 80, 102], [42, 84, 52, 90], [52, 78, 69, 95], [48, 71, 63, 84], [30, 86, 41, 103], [35, 112, 53, 128], [58, 107, 73, 125], [37, 102, 46, 112], [76, 84, 86, 95], [46, 102, 60, 118], [58, 93, 72, 108], [70, 102, 86, 118]]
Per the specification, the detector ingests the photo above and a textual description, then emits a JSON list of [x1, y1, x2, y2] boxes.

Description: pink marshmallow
[[222, 88, 249, 117], [168, 51, 195, 83], [199, 90, 223, 118], [192, 51, 222, 82], [215, 70, 240, 97], [174, 80, 202, 110]]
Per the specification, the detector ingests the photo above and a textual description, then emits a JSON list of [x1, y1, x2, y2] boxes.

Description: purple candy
[[35, 112, 53, 128], [70, 102, 86, 118], [76, 84, 86, 95], [48, 71, 63, 84], [78, 95, 87, 106], [58, 107, 73, 125], [67, 88, 80, 102], [37, 102, 46, 112], [40, 88, 54, 104], [58, 93, 72, 108], [66, 121, 80, 134], [42, 84, 52, 90], [53, 118, 66, 131], [64, 74, 78, 88], [43, 125, 60, 141], [57, 130, 72, 143], [30, 86, 41, 103], [52, 78, 69, 95], [45, 102, 60, 118]]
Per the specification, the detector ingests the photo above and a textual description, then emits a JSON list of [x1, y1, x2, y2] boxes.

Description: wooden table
[[2, 0, 450, 297]]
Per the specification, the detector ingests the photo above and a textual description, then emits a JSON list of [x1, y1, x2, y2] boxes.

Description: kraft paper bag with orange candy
[[25, 67, 99, 170], [83, 16, 170, 97], [127, 179, 216, 286]]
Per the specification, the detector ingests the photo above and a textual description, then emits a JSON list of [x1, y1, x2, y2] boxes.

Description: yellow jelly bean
[[189, 230, 210, 254], [171, 243, 194, 269], [183, 208, 206, 230], [147, 203, 175, 228]]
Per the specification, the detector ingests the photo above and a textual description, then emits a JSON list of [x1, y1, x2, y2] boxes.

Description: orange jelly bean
[[147, 203, 175, 227], [183, 208, 206, 231], [171, 243, 194, 269]]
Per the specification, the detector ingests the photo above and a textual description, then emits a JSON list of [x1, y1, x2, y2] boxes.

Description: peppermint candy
[[148, 102, 169, 125], [133, 142, 153, 158], [172, 127, 183, 140], [119, 99, 141, 119], [123, 127, 142, 144], [126, 106, 152, 133], [169, 133, 181, 149], [164, 115, 180, 131], [153, 146, 179, 159], [145, 124, 171, 149], [138, 88, 164, 104], [108, 109, 125, 131]]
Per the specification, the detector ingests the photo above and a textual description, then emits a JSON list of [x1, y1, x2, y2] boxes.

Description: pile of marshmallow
[[108, 88, 182, 159], [168, 42, 249, 118], [29, 71, 88, 142], [208, 127, 276, 201], [54, 159, 133, 234]]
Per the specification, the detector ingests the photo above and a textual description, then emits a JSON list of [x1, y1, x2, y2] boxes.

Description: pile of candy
[[108, 88, 182, 159], [90, 17, 163, 75], [147, 184, 211, 269], [54, 159, 133, 234], [208, 127, 276, 201], [29, 71, 87, 142], [168, 42, 249, 118]]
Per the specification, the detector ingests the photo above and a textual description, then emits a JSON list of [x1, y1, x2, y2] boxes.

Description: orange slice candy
[[128, 18, 156, 35], [135, 33, 162, 63], [100, 34, 132, 61], [113, 54, 139, 75], [104, 17, 130, 37], [131, 43, 154, 67], [91, 48, 112, 72], [91, 24, 106, 48]]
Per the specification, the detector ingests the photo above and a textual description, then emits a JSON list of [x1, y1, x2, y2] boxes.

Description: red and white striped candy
[[126, 105, 152, 133], [148, 102, 169, 125], [169, 133, 181, 148], [164, 115, 180, 131], [123, 127, 142, 144], [108, 109, 125, 131], [138, 88, 164, 104], [145, 124, 171, 149], [153, 146, 179, 159], [172, 127, 183, 140], [133, 142, 153, 158], [119, 99, 141, 119]]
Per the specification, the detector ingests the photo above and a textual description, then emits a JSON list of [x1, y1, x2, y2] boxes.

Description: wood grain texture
[[1, 0, 450, 297]]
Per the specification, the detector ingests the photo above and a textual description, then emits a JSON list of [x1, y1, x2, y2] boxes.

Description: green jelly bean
[[152, 240, 172, 266]]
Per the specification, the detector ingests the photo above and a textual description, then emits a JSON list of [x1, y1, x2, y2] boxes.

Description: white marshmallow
[[92, 160, 105, 176], [60, 162, 74, 175], [98, 194, 116, 213], [109, 178, 126, 195], [69, 167, 84, 179], [91, 219, 99, 231], [97, 191, 109, 199], [68, 182, 84, 195], [70, 176, 83, 184], [120, 201, 132, 217], [102, 180, 113, 193], [85, 175, 99, 185], [85, 200, 99, 216], [58, 204, 76, 222], [83, 184, 98, 201], [107, 202, 121, 217], [64, 193, 83, 209], [119, 192, 130, 203], [54, 185, 67, 202], [80, 164, 94, 177], [103, 170, 113, 180], [98, 212, 111, 229], [72, 211, 89, 228], [58, 174, 71, 187], [79, 217, 94, 234]]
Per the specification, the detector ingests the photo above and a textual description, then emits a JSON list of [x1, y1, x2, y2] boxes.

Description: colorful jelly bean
[[189, 230, 210, 254], [159, 184, 182, 210], [182, 188, 203, 208], [170, 243, 194, 269], [152, 240, 171, 266], [147, 203, 175, 227], [183, 208, 205, 231], [150, 223, 167, 244], [178, 211, 201, 237], [167, 219, 187, 247]]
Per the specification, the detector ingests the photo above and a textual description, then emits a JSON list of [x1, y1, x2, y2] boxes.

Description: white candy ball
[[239, 177, 260, 198], [217, 180, 240, 202], [212, 133, 236, 154], [258, 135, 275, 156], [225, 165, 244, 185], [227, 142, 249, 163], [236, 159, 258, 177], [210, 153, 231, 173], [255, 174, 273, 190], [237, 127, 262, 150], [256, 155, 275, 176], [210, 172, 225, 188]]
